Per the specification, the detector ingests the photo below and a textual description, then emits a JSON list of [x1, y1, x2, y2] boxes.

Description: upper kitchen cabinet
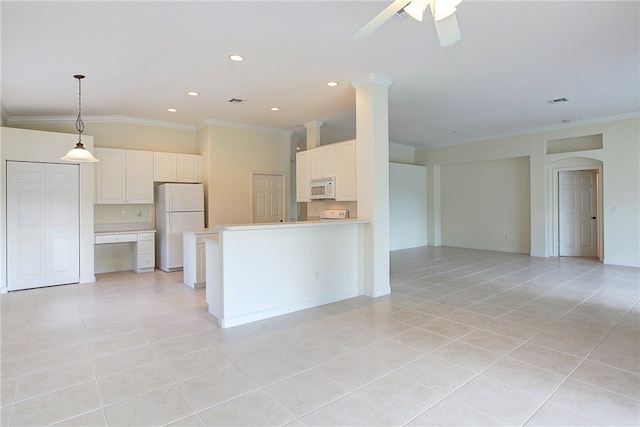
[[296, 139, 356, 202], [332, 140, 356, 201], [95, 147, 153, 204], [126, 150, 154, 203], [296, 150, 311, 201], [153, 152, 201, 183], [176, 154, 201, 182]]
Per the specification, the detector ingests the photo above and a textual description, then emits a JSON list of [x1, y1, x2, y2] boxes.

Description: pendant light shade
[[61, 75, 98, 163]]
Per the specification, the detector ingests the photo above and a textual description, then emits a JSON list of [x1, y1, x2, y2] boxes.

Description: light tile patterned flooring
[[1, 246, 639, 426]]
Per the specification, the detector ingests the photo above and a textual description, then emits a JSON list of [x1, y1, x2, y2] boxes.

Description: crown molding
[[200, 118, 294, 136], [6, 115, 197, 132], [351, 73, 394, 89]]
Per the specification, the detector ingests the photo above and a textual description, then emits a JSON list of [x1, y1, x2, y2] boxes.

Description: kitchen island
[[205, 219, 369, 328]]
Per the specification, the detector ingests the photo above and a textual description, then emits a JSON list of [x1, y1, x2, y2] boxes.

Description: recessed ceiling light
[[187, 91, 199, 96], [229, 54, 245, 62], [326, 81, 339, 87], [270, 107, 280, 111], [167, 108, 178, 112]]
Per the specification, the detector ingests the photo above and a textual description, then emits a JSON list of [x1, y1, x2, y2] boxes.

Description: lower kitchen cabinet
[[183, 230, 218, 288], [135, 232, 155, 273]]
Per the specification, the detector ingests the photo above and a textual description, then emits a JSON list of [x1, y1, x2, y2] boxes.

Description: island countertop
[[215, 218, 369, 232]]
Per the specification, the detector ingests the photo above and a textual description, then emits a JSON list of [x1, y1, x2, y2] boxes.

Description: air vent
[[547, 97, 569, 104], [393, 9, 409, 21], [228, 98, 246, 104]]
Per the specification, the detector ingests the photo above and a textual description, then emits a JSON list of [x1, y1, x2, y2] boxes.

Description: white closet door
[[7, 161, 79, 290], [45, 164, 80, 285]]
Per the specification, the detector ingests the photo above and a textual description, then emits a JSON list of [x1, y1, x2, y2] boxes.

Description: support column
[[304, 120, 323, 149], [351, 73, 393, 297]]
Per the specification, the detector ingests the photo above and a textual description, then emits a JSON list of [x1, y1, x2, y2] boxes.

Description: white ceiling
[[2, 1, 639, 148]]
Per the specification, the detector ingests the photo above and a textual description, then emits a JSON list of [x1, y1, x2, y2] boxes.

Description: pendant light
[[60, 74, 98, 162]]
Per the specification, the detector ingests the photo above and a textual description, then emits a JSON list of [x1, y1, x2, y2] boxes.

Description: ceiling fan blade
[[434, 12, 461, 46], [352, 0, 410, 39]]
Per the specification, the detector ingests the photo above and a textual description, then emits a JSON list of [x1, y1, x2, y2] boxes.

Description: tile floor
[[1, 246, 639, 426]]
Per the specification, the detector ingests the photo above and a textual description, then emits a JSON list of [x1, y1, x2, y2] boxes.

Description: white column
[[351, 73, 393, 297], [304, 120, 323, 149]]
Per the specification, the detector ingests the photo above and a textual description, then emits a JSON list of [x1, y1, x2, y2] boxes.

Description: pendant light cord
[[74, 74, 85, 146]]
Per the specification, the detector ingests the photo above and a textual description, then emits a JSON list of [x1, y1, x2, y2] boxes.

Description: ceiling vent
[[393, 9, 409, 21], [547, 97, 569, 104], [228, 98, 246, 104]]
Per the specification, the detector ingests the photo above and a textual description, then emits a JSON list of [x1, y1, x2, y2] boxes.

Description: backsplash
[[94, 204, 155, 226], [306, 200, 357, 219]]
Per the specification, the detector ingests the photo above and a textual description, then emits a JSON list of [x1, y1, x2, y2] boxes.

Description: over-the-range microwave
[[310, 176, 335, 200]]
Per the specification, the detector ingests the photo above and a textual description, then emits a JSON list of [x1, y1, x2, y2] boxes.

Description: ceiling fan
[[353, 0, 463, 47]]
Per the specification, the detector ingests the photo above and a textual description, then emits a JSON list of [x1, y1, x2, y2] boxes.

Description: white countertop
[[95, 227, 155, 235], [183, 228, 219, 235], [216, 218, 369, 232]]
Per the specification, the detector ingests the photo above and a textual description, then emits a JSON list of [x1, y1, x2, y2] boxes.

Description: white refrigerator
[[156, 183, 205, 272]]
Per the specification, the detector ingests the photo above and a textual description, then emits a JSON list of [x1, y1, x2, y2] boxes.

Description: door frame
[[552, 165, 603, 260], [250, 171, 287, 224]]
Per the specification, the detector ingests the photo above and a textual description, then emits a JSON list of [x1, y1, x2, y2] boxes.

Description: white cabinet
[[333, 140, 356, 200], [177, 154, 201, 182], [153, 152, 201, 183], [135, 232, 155, 273], [183, 231, 218, 288], [296, 140, 356, 202], [126, 150, 154, 204], [96, 147, 126, 204], [296, 150, 311, 202], [153, 152, 177, 182], [95, 147, 153, 204]]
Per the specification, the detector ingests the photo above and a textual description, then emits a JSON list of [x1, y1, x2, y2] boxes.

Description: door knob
[[592, 216, 597, 219]]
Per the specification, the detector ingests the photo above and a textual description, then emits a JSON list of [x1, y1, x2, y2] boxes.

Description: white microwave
[[310, 177, 335, 200]]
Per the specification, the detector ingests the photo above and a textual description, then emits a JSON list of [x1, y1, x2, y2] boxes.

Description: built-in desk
[[94, 228, 156, 273]]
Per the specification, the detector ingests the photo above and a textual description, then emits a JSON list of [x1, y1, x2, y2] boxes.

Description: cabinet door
[[196, 243, 207, 284], [176, 154, 201, 182], [153, 152, 177, 182], [96, 147, 126, 204], [334, 140, 356, 201], [309, 149, 324, 179], [296, 151, 311, 201], [126, 150, 154, 204]]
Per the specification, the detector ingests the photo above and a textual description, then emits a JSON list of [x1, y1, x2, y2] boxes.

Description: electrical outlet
[[136, 210, 142, 217], [120, 210, 126, 217]]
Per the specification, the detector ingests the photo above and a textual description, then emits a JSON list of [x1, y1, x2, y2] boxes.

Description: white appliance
[[310, 176, 335, 200], [320, 209, 349, 220], [155, 183, 205, 272]]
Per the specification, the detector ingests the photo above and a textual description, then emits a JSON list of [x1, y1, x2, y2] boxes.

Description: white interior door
[[559, 170, 598, 257], [7, 161, 79, 290], [253, 173, 284, 223]]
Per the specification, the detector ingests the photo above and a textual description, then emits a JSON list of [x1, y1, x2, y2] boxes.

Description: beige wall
[[8, 120, 197, 153], [200, 124, 293, 226], [415, 116, 640, 267], [441, 157, 531, 253]]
